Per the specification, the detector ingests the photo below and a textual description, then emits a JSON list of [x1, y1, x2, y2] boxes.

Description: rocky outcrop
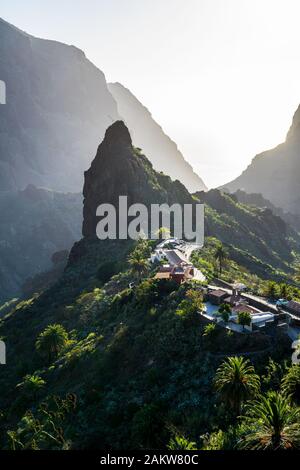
[[221, 104, 300, 214], [108, 82, 207, 193], [82, 121, 192, 238], [81, 121, 300, 282]]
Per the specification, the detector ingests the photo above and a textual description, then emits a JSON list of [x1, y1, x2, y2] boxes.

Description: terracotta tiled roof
[[164, 249, 188, 266], [154, 272, 171, 280], [232, 304, 259, 314]]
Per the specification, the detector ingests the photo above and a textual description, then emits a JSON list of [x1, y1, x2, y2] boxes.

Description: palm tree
[[279, 283, 288, 299], [128, 251, 149, 282], [203, 322, 217, 337], [281, 365, 300, 405], [265, 281, 278, 300], [156, 227, 171, 240], [36, 324, 68, 362], [214, 244, 227, 276], [214, 356, 260, 416], [17, 374, 46, 400], [167, 435, 197, 450], [239, 392, 300, 450]]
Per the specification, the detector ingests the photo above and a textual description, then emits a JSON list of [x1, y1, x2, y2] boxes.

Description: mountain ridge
[[108, 82, 207, 193], [0, 185, 82, 302], [0, 16, 207, 300], [0, 17, 206, 194], [82, 120, 194, 239], [221, 104, 300, 214], [0, 16, 118, 192], [76, 121, 300, 283]]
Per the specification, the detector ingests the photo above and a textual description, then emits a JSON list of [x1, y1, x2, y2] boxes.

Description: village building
[[204, 284, 290, 334], [230, 303, 260, 315], [154, 271, 172, 281], [164, 249, 189, 266], [150, 249, 166, 263], [208, 289, 228, 305], [151, 239, 206, 285], [232, 312, 276, 332], [154, 264, 195, 284], [152, 243, 200, 284]]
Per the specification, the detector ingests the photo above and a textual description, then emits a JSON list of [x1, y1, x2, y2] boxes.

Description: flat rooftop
[[164, 249, 189, 266]]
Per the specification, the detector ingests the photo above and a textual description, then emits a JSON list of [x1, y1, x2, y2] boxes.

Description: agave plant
[[239, 391, 300, 450]]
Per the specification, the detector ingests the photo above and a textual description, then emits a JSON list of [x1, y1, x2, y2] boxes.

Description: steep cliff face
[[0, 17, 118, 192], [233, 189, 300, 233], [0, 17, 209, 301], [0, 18, 207, 196], [82, 120, 193, 238], [221, 104, 300, 214], [0, 185, 82, 302], [108, 82, 207, 193]]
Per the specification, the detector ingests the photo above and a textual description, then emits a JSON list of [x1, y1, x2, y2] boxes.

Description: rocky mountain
[[233, 189, 300, 233], [194, 189, 300, 279], [221, 104, 300, 214], [0, 17, 207, 301], [2, 119, 300, 303], [0, 185, 82, 302], [0, 17, 119, 192], [77, 121, 300, 283], [0, 125, 294, 452], [0, 17, 206, 194], [82, 120, 192, 239], [108, 82, 207, 193]]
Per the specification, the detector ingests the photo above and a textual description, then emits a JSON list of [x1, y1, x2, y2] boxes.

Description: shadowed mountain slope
[[221, 104, 300, 215]]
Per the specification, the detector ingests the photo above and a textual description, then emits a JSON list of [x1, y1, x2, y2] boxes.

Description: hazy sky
[[2, 0, 300, 187]]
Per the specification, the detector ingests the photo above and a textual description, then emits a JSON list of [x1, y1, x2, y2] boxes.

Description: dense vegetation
[[194, 189, 300, 284], [0, 237, 298, 450], [191, 237, 300, 301], [1, 125, 300, 451]]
